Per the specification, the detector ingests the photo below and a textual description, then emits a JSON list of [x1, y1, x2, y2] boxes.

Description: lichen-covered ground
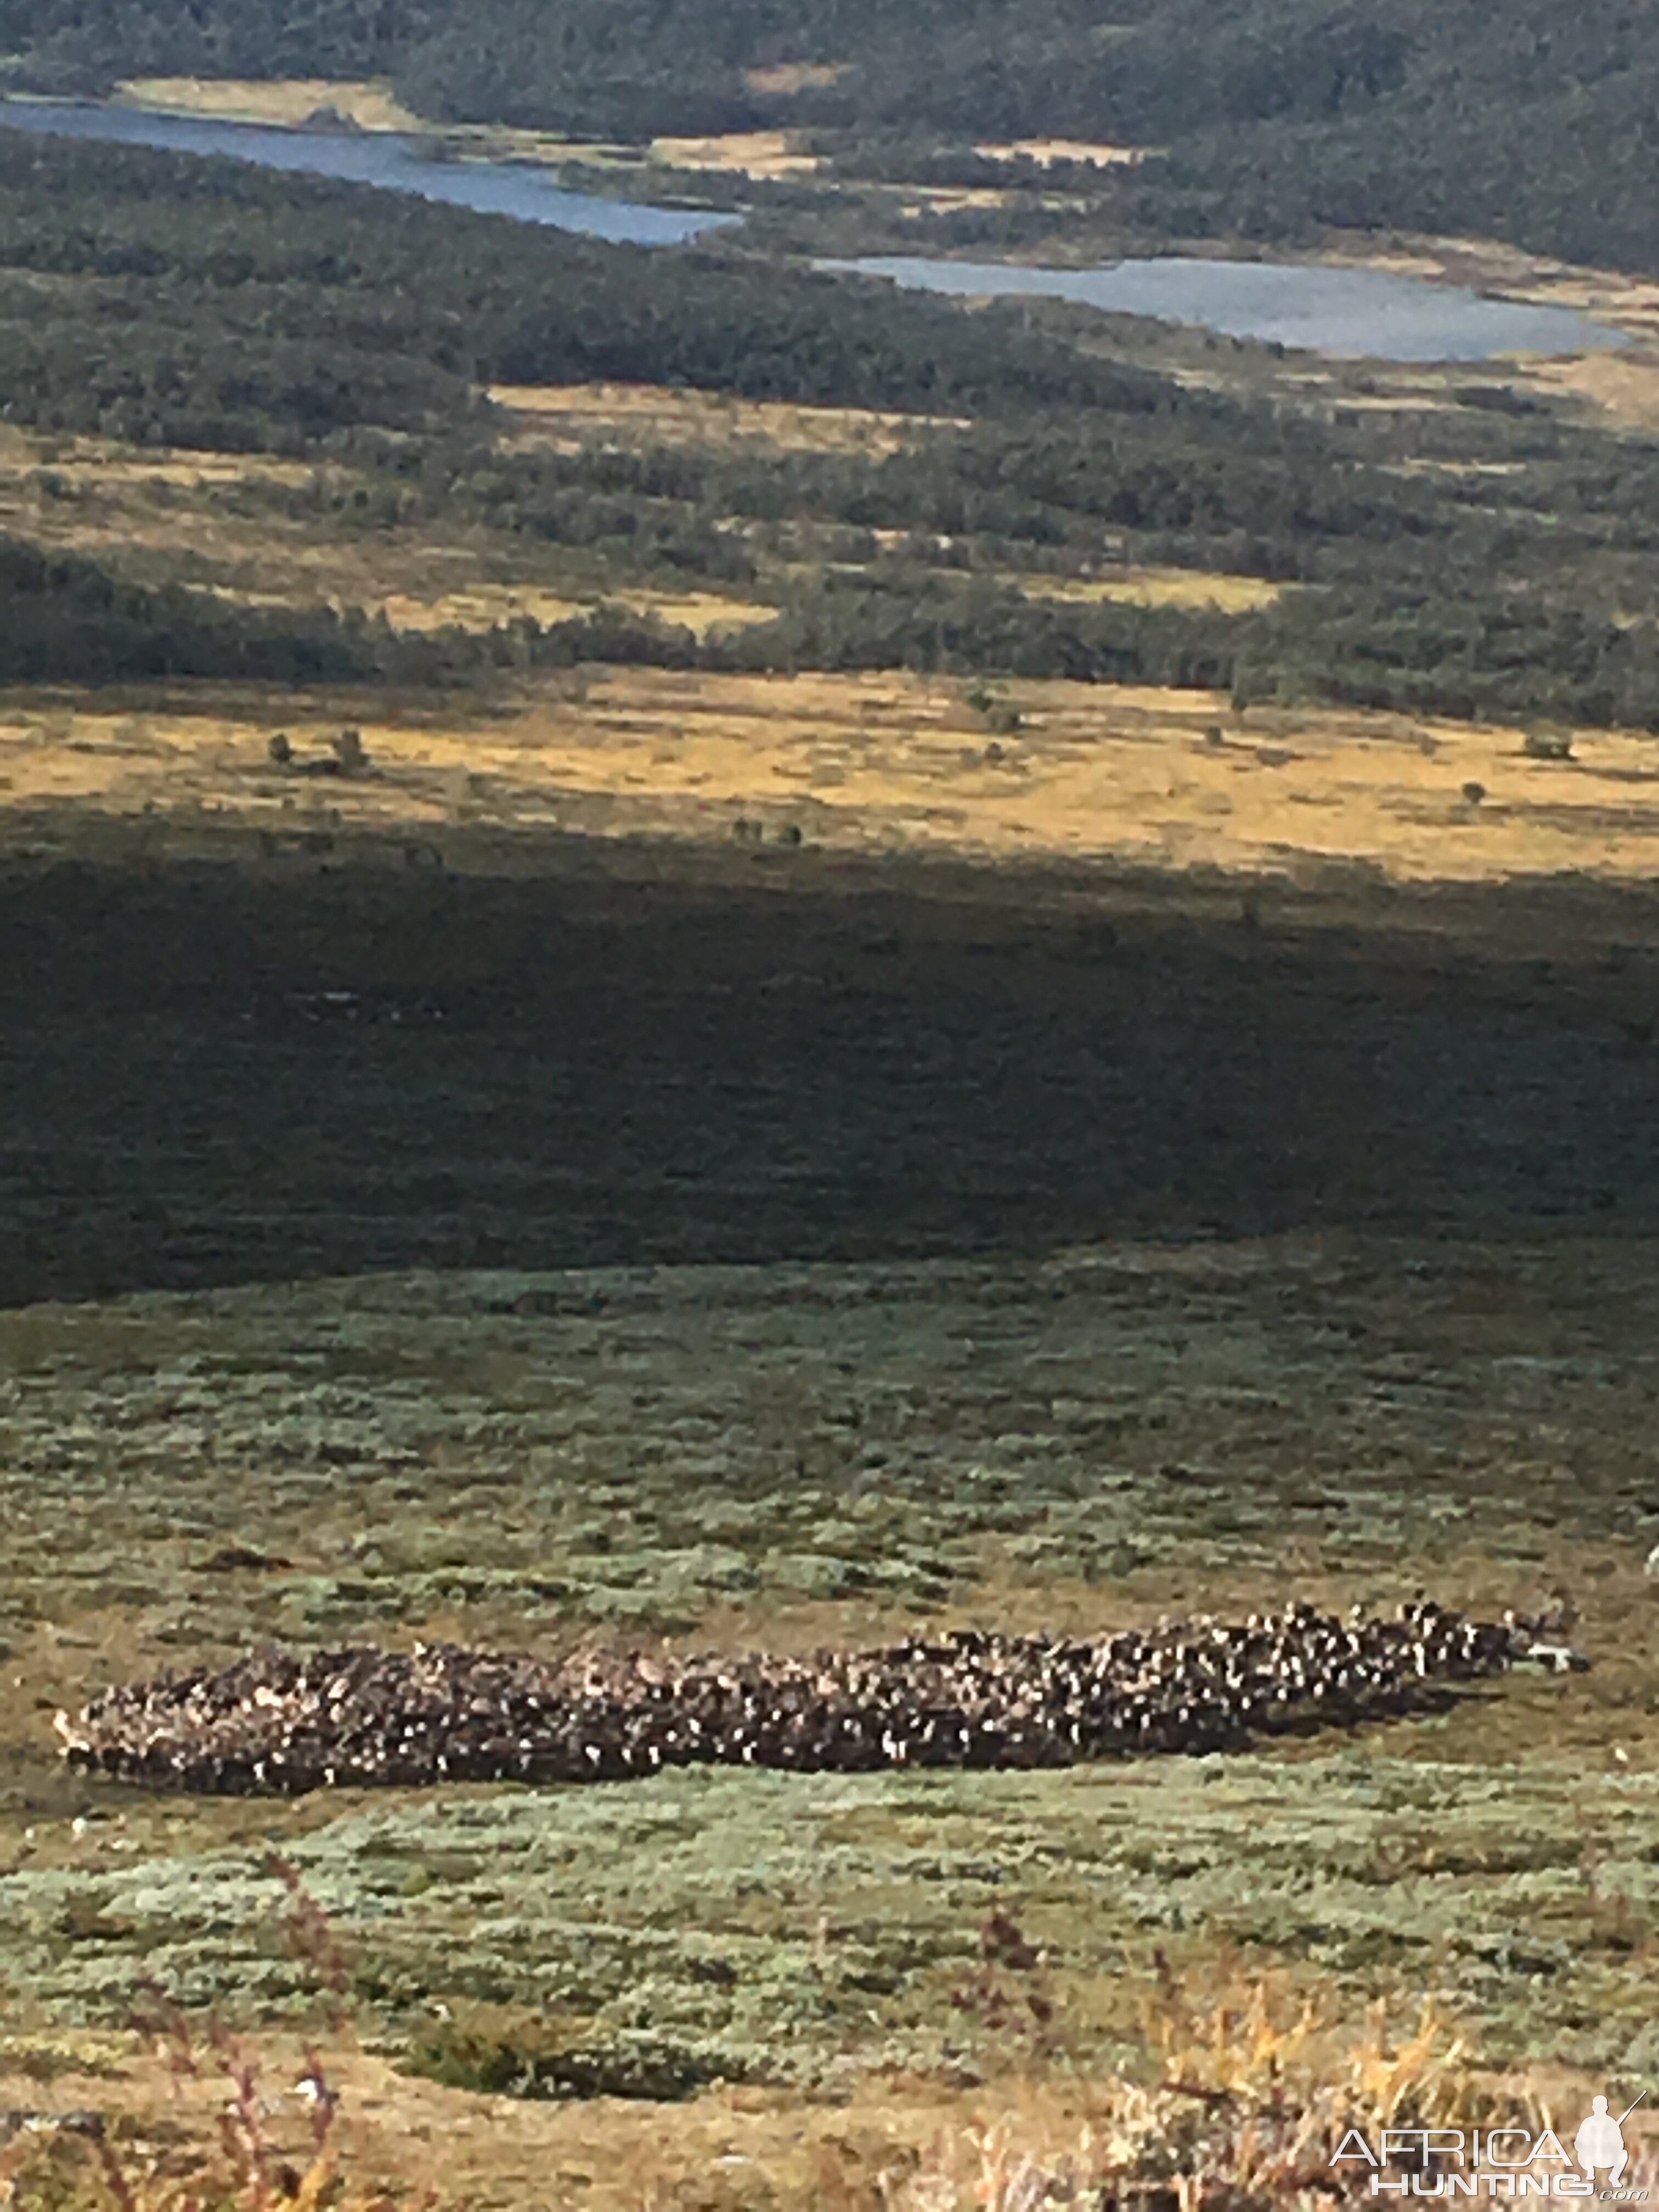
[[2, 1238, 1656, 2121]]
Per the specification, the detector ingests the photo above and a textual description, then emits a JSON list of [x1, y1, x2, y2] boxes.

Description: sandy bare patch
[[892, 184, 1026, 214], [974, 138, 1147, 169], [650, 129, 824, 179], [117, 75, 426, 133], [1217, 368, 1464, 415], [359, 586, 587, 633], [619, 590, 776, 636], [743, 60, 850, 95]]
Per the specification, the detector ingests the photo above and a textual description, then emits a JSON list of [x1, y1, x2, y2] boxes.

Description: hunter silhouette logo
[[1332, 2089, 1649, 2197], [1577, 2096, 1646, 2191]]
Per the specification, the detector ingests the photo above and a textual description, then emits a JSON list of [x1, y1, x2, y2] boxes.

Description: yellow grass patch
[[1387, 458, 1530, 481], [1023, 568, 1284, 612], [489, 380, 966, 454], [0, 2030, 864, 2210], [650, 129, 824, 178], [974, 138, 1147, 169], [117, 75, 426, 132], [211, 582, 774, 639], [0, 465, 471, 622], [3, 2001, 1652, 2212], [8, 669, 1659, 891], [357, 586, 585, 633], [618, 590, 776, 635], [1526, 347, 1659, 432], [743, 60, 850, 95], [0, 428, 371, 588], [0, 426, 316, 494], [1269, 367, 1466, 415]]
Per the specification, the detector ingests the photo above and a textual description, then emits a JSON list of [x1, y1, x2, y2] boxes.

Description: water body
[[833, 253, 1627, 362], [0, 99, 1625, 358], [0, 97, 736, 245]]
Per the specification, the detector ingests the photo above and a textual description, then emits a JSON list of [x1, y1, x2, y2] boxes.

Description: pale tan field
[[650, 129, 825, 178], [0, 429, 433, 605], [893, 183, 1031, 213], [5, 669, 1656, 890], [1221, 365, 1466, 415], [1526, 346, 1659, 431], [114, 73, 636, 173], [117, 75, 425, 132], [490, 380, 966, 455], [377, 585, 774, 636], [2, 428, 316, 495]]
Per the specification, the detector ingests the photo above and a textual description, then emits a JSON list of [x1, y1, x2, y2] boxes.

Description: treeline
[[10, 0, 1659, 278], [0, 294, 487, 451], [13, 524, 1659, 735], [724, 577, 1659, 732], [4, 0, 1051, 136], [417, 396, 1659, 599], [1257, 591, 1659, 730], [0, 532, 369, 681], [0, 532, 711, 683]]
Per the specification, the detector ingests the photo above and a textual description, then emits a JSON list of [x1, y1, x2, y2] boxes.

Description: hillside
[[4, 11, 1659, 2203], [4, 133, 1659, 730]]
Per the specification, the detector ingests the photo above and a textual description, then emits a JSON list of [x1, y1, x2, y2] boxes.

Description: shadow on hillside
[[4, 823, 1658, 1304]]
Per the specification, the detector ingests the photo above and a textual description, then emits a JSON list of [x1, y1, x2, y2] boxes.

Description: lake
[[0, 98, 1626, 360], [831, 253, 1627, 363], [0, 97, 736, 245]]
